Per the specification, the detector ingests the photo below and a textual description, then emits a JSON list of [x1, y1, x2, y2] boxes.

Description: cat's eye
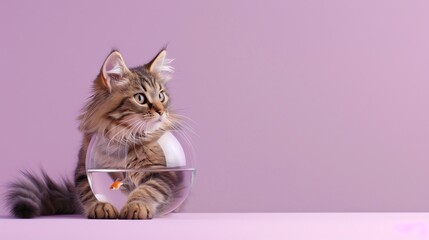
[[159, 91, 166, 102], [134, 93, 146, 105]]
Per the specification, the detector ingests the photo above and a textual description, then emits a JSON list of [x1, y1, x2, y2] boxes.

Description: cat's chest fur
[[91, 135, 166, 169]]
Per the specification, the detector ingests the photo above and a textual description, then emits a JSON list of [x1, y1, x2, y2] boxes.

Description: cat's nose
[[156, 109, 164, 115], [152, 101, 164, 115]]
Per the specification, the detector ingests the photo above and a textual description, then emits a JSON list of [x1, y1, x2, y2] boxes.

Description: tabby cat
[[6, 49, 181, 219]]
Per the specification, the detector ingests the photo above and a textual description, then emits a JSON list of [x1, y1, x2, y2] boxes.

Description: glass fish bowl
[[86, 131, 195, 218]]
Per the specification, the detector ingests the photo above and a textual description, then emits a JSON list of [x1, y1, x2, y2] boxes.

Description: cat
[[6, 49, 183, 219]]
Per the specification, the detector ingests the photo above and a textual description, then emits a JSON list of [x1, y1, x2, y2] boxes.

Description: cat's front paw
[[86, 202, 118, 219], [119, 201, 154, 219]]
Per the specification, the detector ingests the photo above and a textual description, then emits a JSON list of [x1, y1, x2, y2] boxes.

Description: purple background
[[1, 0, 429, 215]]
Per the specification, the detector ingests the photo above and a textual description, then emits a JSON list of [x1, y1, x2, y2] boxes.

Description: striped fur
[[5, 170, 80, 218], [6, 49, 183, 219]]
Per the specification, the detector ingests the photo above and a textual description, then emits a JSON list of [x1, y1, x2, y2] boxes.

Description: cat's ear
[[147, 49, 174, 83], [101, 51, 130, 92]]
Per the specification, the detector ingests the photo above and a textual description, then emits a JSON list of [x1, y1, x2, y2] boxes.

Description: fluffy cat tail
[[5, 170, 81, 218]]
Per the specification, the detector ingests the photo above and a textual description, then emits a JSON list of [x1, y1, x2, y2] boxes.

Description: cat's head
[[79, 49, 178, 144]]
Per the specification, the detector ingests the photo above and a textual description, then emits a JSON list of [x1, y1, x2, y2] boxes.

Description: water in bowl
[[87, 168, 195, 216]]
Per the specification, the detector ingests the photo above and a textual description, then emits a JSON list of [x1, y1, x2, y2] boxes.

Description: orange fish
[[109, 178, 123, 190]]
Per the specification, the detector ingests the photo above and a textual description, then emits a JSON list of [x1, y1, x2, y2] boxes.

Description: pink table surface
[[1, 213, 428, 239]]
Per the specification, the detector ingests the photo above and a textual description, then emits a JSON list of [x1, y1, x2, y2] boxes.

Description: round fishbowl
[[86, 131, 195, 217]]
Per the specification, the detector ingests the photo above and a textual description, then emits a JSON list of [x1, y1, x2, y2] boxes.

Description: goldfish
[[109, 178, 124, 191]]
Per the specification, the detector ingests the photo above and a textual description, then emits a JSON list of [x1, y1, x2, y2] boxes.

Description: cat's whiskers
[[107, 117, 141, 150], [105, 117, 137, 141], [163, 117, 195, 154], [104, 118, 136, 156], [121, 126, 135, 147], [136, 121, 147, 139], [169, 113, 198, 136], [104, 117, 138, 139], [167, 116, 193, 137], [169, 112, 198, 126], [129, 123, 139, 142], [126, 119, 146, 145]]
